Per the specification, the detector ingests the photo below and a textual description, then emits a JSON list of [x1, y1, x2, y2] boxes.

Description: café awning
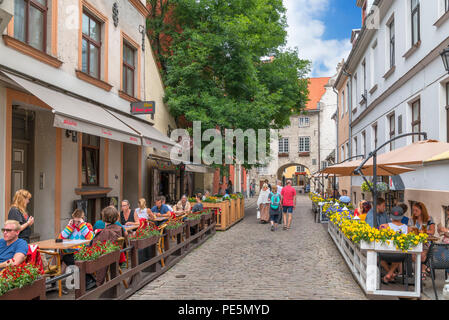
[[321, 159, 415, 176], [105, 109, 179, 153], [3, 71, 141, 145]]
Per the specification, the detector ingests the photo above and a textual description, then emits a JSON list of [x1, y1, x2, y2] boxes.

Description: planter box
[[129, 235, 160, 250], [76, 249, 121, 274], [360, 240, 423, 253], [166, 225, 184, 237], [200, 212, 212, 222], [235, 198, 241, 220], [203, 201, 230, 230], [0, 277, 46, 300], [186, 219, 201, 227]]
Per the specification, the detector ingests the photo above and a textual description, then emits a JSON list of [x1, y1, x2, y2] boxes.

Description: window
[[345, 142, 349, 159], [82, 134, 100, 186], [14, 0, 48, 52], [398, 115, 403, 135], [299, 137, 310, 152], [82, 11, 102, 79], [346, 82, 351, 113], [412, 100, 421, 142], [296, 165, 305, 172], [362, 131, 366, 158], [411, 0, 420, 46], [341, 145, 345, 162], [123, 42, 136, 97], [446, 83, 449, 143], [321, 161, 328, 170], [341, 90, 345, 118], [279, 138, 289, 153], [389, 19, 395, 68], [389, 113, 395, 151], [298, 117, 310, 128], [373, 123, 378, 150], [353, 137, 358, 157], [362, 60, 367, 103]]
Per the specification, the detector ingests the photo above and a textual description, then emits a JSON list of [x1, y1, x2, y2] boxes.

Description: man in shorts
[[281, 179, 296, 230]]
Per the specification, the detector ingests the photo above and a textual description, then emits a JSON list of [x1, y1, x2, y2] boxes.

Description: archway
[[276, 163, 311, 192]]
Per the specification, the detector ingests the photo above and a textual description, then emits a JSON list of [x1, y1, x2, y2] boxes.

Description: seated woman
[[354, 200, 371, 221], [379, 206, 410, 284], [135, 198, 156, 222], [202, 190, 211, 201], [58, 209, 94, 270], [91, 206, 127, 288], [174, 195, 191, 217]]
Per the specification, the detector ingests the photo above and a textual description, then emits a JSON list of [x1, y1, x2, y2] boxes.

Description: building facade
[[0, 0, 178, 241], [339, 0, 449, 223]]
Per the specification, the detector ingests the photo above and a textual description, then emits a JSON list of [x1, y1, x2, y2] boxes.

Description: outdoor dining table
[[32, 239, 91, 250]]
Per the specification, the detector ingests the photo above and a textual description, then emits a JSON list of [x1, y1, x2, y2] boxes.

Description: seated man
[[365, 198, 390, 229], [161, 196, 174, 213], [0, 220, 28, 270], [151, 196, 172, 226], [173, 195, 191, 217]]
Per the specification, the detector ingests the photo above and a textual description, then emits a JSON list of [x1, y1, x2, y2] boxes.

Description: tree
[[147, 0, 311, 169]]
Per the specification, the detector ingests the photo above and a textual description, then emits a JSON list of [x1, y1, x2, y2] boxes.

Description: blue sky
[[283, 0, 361, 77]]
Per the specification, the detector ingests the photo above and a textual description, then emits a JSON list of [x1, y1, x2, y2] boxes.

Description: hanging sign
[[131, 101, 156, 115]]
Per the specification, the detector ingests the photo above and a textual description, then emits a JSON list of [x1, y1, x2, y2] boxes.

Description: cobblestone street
[[129, 195, 366, 300]]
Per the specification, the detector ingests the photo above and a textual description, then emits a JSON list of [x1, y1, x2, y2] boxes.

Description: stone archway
[[276, 163, 311, 190]]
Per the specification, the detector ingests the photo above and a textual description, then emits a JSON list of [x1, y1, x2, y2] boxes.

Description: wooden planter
[[186, 219, 201, 227], [203, 201, 230, 231], [200, 212, 212, 222], [76, 250, 121, 274], [235, 198, 241, 220], [166, 225, 184, 237], [129, 235, 160, 250], [0, 277, 46, 300], [229, 199, 236, 224]]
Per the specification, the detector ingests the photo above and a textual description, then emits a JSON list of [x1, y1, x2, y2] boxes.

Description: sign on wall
[[131, 101, 156, 115]]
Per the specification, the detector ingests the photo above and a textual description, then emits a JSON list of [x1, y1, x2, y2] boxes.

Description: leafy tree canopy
[[147, 0, 311, 169]]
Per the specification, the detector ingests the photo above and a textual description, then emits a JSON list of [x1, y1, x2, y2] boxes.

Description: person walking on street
[[281, 179, 296, 230], [257, 183, 271, 223], [268, 186, 282, 231], [8, 189, 34, 244], [276, 180, 283, 225]]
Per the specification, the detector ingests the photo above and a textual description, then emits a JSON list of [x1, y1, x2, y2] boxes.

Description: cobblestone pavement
[[129, 195, 367, 300]]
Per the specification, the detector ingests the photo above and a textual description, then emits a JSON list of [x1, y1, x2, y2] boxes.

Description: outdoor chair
[[38, 249, 63, 297], [425, 242, 449, 300], [105, 237, 128, 289]]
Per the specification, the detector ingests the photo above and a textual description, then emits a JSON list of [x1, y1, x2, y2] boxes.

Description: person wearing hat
[[379, 206, 410, 284]]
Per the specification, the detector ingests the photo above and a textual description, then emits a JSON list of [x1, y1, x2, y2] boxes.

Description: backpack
[[270, 192, 280, 210]]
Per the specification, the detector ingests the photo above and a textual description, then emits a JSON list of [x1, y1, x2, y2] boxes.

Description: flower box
[[360, 240, 423, 253], [186, 219, 200, 227], [76, 249, 121, 274], [0, 277, 46, 300], [129, 235, 160, 250], [166, 225, 184, 237], [200, 212, 213, 222]]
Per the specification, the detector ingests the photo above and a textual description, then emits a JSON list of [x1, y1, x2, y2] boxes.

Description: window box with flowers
[[185, 213, 202, 228], [0, 264, 45, 300], [278, 153, 289, 157], [165, 220, 185, 237], [298, 152, 310, 157], [129, 226, 161, 250], [74, 241, 121, 274]]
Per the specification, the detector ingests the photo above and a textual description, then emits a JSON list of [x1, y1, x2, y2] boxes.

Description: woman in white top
[[135, 198, 156, 221], [257, 184, 271, 223], [379, 206, 410, 284]]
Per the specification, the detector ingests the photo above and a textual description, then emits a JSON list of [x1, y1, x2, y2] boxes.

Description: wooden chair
[[38, 249, 63, 297], [106, 237, 128, 289]]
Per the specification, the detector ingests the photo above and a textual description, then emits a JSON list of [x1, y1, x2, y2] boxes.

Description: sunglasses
[[2, 228, 16, 233]]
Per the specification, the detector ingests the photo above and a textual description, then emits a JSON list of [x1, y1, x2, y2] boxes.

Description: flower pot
[[129, 235, 160, 250], [166, 225, 184, 237], [186, 219, 200, 227], [76, 249, 121, 274], [0, 277, 46, 300]]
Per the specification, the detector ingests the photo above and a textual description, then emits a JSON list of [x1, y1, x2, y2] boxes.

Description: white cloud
[[283, 0, 353, 77]]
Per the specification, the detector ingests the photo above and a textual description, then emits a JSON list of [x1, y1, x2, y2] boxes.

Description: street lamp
[[441, 45, 449, 73]]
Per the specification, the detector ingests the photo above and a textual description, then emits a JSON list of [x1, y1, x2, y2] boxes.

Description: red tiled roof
[[306, 77, 331, 110]]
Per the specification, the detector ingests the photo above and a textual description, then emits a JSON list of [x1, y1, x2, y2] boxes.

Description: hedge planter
[[166, 225, 185, 237], [0, 277, 46, 300], [76, 250, 121, 274], [129, 235, 160, 250]]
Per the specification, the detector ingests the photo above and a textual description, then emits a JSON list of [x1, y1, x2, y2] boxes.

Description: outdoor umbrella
[[423, 150, 449, 164], [321, 160, 414, 176], [363, 140, 449, 167]]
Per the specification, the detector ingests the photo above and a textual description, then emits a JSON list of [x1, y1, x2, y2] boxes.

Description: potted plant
[[361, 181, 389, 192], [74, 240, 121, 274], [165, 220, 185, 237], [0, 264, 45, 300], [129, 225, 161, 250], [185, 213, 202, 227]]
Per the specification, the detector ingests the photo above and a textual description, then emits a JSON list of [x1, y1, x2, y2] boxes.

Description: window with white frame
[[341, 90, 345, 118], [296, 165, 305, 172], [298, 117, 310, 128], [412, 100, 421, 142], [362, 60, 367, 99], [345, 142, 349, 159], [298, 137, 310, 152], [321, 161, 328, 170], [372, 123, 378, 150], [389, 113, 395, 151], [411, 0, 420, 46], [279, 137, 289, 153], [389, 19, 395, 69], [362, 131, 366, 158], [341, 145, 345, 162], [353, 136, 358, 157]]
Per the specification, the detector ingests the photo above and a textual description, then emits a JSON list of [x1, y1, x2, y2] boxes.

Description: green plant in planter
[[0, 264, 42, 296], [230, 194, 238, 200], [188, 197, 196, 203], [185, 213, 202, 221], [165, 220, 184, 230], [74, 240, 120, 261], [204, 196, 222, 203], [361, 181, 389, 192]]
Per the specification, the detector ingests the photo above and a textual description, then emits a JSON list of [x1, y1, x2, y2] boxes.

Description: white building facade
[[343, 0, 449, 223]]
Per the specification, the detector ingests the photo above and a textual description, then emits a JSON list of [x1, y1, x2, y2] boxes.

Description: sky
[[283, 0, 361, 78]]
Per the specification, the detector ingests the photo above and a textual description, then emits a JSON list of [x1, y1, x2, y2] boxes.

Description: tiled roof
[[306, 77, 331, 110]]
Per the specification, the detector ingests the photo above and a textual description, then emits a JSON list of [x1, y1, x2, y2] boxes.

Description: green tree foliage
[[147, 0, 311, 169]]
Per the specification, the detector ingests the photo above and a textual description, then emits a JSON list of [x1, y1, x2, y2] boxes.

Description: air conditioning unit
[[0, 0, 14, 34]]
